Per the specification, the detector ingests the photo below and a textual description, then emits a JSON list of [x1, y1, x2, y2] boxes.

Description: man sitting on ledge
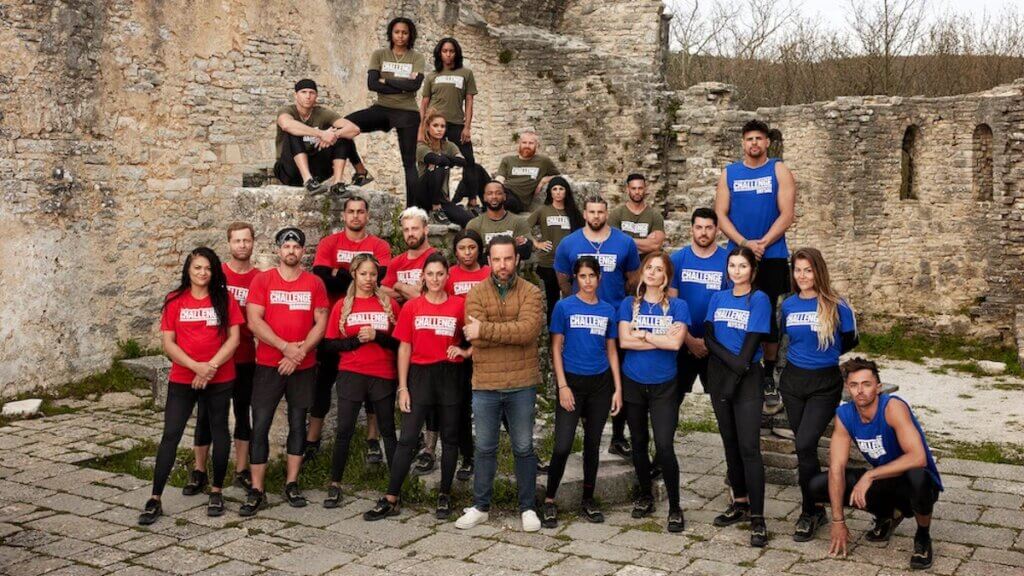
[[810, 356, 943, 571], [494, 129, 560, 214]]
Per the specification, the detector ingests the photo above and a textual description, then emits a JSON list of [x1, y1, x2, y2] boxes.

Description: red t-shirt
[[392, 295, 465, 365], [382, 247, 436, 289], [247, 268, 330, 370], [325, 295, 402, 380], [160, 292, 244, 384], [446, 266, 491, 298], [222, 263, 260, 364], [313, 231, 392, 271]]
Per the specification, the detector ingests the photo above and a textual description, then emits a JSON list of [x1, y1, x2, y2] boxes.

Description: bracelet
[[558, 385, 568, 390], [398, 387, 409, 392], [831, 518, 846, 524], [208, 362, 219, 369]]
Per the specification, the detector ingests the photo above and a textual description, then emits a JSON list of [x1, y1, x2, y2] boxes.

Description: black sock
[[915, 525, 930, 540]]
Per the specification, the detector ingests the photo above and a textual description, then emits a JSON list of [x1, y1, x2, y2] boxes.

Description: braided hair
[[339, 253, 395, 332]]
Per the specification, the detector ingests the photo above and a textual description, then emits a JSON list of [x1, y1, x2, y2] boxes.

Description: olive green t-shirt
[[609, 204, 664, 251], [274, 104, 342, 159], [415, 141, 463, 194], [467, 212, 532, 247], [369, 48, 426, 112], [495, 154, 560, 208], [526, 205, 575, 267], [422, 67, 478, 125]]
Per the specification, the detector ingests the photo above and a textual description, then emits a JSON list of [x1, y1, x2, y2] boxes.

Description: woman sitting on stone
[[414, 109, 472, 227]]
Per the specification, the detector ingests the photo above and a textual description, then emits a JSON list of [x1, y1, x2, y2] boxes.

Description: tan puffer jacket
[[464, 276, 544, 390]]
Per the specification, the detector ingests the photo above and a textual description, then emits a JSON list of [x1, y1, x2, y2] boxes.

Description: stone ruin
[[1, 0, 1022, 395]]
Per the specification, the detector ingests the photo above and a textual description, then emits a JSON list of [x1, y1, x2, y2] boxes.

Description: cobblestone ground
[[2, 390, 1024, 576]]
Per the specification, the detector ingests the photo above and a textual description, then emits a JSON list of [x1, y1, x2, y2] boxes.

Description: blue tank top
[[725, 158, 789, 259], [836, 394, 943, 490]]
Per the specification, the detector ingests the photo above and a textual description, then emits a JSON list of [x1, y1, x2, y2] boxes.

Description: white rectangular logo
[[578, 253, 617, 273], [569, 314, 609, 336], [381, 61, 415, 79], [269, 290, 312, 311], [786, 311, 820, 332], [227, 286, 249, 307], [620, 221, 650, 237], [453, 281, 479, 296], [396, 269, 422, 285], [857, 435, 887, 459], [346, 311, 389, 331], [179, 307, 219, 326], [434, 74, 464, 89], [510, 166, 540, 179], [634, 314, 671, 335], [484, 230, 514, 245], [336, 250, 370, 264], [713, 308, 750, 330], [733, 176, 773, 195], [414, 315, 457, 337], [546, 215, 570, 230], [680, 269, 723, 291]]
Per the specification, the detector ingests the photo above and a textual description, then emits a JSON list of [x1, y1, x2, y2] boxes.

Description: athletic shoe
[[412, 452, 436, 475], [232, 470, 252, 492], [366, 440, 383, 465], [667, 509, 685, 533], [182, 470, 207, 496], [323, 485, 343, 509], [581, 498, 604, 523], [238, 489, 265, 517], [763, 371, 783, 415], [793, 508, 828, 542], [456, 460, 474, 482], [363, 497, 401, 521], [455, 507, 489, 529], [713, 501, 751, 527], [910, 534, 933, 570], [207, 492, 225, 517], [302, 439, 321, 468], [608, 438, 632, 460], [631, 496, 655, 518], [328, 182, 351, 197], [468, 204, 483, 217], [521, 509, 541, 532], [541, 501, 558, 529], [137, 498, 162, 526], [435, 494, 452, 520], [351, 172, 375, 187], [536, 460, 549, 473], [305, 177, 329, 196], [750, 516, 768, 548], [865, 511, 903, 542], [284, 482, 307, 508], [430, 209, 451, 226]]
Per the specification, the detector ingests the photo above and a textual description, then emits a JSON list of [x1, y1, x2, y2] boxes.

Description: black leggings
[[809, 467, 940, 519], [546, 371, 613, 500], [274, 133, 361, 186], [249, 367, 315, 465], [331, 374, 398, 483], [311, 348, 339, 420], [710, 364, 766, 516], [153, 382, 233, 496], [428, 359, 473, 462], [446, 123, 475, 166], [389, 402, 460, 496], [195, 362, 254, 444], [780, 364, 843, 515], [345, 105, 419, 206], [416, 169, 473, 227], [536, 266, 561, 323], [623, 376, 681, 510]]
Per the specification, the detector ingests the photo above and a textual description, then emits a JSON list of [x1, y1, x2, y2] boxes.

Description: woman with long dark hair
[[138, 247, 243, 525], [780, 247, 858, 541], [704, 246, 772, 547], [527, 176, 583, 320], [414, 109, 471, 226]]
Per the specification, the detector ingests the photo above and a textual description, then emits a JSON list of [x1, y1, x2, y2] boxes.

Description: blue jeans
[[472, 387, 538, 512]]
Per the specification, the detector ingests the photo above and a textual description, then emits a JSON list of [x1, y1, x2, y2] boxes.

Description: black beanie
[[294, 79, 318, 92]]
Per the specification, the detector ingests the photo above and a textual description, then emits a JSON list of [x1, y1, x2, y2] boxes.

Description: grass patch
[[956, 393, 973, 399], [678, 418, 719, 434], [631, 520, 664, 533], [936, 440, 1024, 466], [115, 339, 162, 360], [859, 325, 1022, 377]]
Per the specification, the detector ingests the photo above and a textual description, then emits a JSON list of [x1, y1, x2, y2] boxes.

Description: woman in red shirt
[[139, 247, 242, 525], [364, 253, 471, 521], [321, 254, 401, 508]]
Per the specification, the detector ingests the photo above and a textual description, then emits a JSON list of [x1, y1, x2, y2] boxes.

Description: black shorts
[[778, 364, 843, 402], [408, 362, 463, 407], [706, 358, 763, 401], [622, 374, 678, 405], [252, 365, 316, 410], [346, 105, 420, 131], [758, 257, 790, 343], [336, 370, 395, 403]]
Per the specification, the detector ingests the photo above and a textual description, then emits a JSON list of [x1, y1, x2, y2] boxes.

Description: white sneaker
[[521, 509, 541, 532], [455, 507, 489, 529]]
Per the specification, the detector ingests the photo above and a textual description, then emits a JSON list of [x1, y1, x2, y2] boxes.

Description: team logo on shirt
[[857, 435, 887, 459], [434, 74, 465, 89], [381, 61, 415, 79], [733, 176, 773, 195], [510, 166, 540, 179], [569, 314, 609, 336], [620, 221, 650, 237], [396, 269, 422, 285], [452, 281, 479, 296], [484, 231, 514, 245], [787, 311, 821, 332], [269, 290, 312, 311], [336, 250, 371, 264], [414, 315, 458, 337], [634, 314, 671, 335], [227, 286, 249, 307], [714, 308, 750, 330], [680, 269, 723, 290], [546, 215, 570, 230], [179, 307, 219, 326], [346, 312, 390, 331], [578, 253, 617, 272]]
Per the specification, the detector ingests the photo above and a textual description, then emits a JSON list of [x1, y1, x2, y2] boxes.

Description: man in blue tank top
[[714, 120, 796, 412], [809, 358, 942, 571]]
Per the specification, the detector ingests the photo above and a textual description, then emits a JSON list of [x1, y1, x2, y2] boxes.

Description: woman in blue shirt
[[541, 256, 622, 528], [704, 246, 771, 547], [618, 252, 689, 533], [779, 247, 858, 541]]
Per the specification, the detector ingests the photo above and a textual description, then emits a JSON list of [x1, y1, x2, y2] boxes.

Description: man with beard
[[554, 195, 640, 459], [241, 228, 330, 515], [609, 174, 666, 258], [494, 130, 560, 213], [714, 120, 796, 412], [306, 196, 394, 465], [466, 181, 533, 262], [382, 207, 436, 304]]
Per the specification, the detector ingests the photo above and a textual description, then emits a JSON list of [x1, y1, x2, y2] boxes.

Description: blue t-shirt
[[837, 394, 943, 491], [781, 295, 857, 370], [554, 228, 641, 307], [724, 158, 789, 259], [705, 289, 772, 363], [550, 295, 618, 376], [669, 245, 729, 338], [619, 297, 691, 384]]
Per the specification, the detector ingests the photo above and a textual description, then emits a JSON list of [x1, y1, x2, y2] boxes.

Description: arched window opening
[[973, 123, 994, 201], [767, 128, 784, 160], [900, 125, 919, 200]]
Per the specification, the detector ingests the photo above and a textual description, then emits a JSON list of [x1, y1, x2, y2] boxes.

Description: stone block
[[2, 399, 42, 417], [120, 356, 171, 409]]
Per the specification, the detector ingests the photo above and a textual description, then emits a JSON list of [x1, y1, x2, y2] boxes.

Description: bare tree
[[667, 0, 736, 86], [846, 0, 929, 94]]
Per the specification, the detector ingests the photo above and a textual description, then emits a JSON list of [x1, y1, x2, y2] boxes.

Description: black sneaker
[[323, 485, 343, 509], [137, 498, 162, 526], [763, 370, 782, 414], [435, 493, 452, 520], [581, 498, 604, 523], [750, 516, 768, 548], [456, 460, 474, 482], [865, 511, 903, 542], [910, 534, 933, 570], [351, 171, 374, 187], [302, 439, 321, 468], [238, 489, 265, 517], [713, 501, 751, 527], [541, 501, 558, 528], [284, 482, 307, 508], [468, 204, 482, 217], [412, 452, 436, 475], [631, 496, 655, 519], [207, 492, 225, 517], [328, 181, 351, 197], [536, 460, 549, 473], [182, 470, 208, 496], [667, 509, 685, 533], [232, 470, 252, 492], [366, 440, 383, 465], [793, 508, 827, 542], [430, 210, 450, 226], [363, 497, 400, 521], [608, 438, 632, 460], [305, 177, 328, 195]]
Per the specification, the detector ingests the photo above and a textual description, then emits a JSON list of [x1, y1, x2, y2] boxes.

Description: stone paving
[[2, 389, 1024, 576]]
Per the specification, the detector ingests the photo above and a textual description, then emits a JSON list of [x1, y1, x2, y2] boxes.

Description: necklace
[[391, 48, 409, 64]]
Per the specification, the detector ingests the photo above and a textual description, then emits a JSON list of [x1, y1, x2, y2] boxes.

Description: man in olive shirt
[[467, 181, 534, 262], [609, 173, 666, 257], [494, 130, 560, 214], [275, 79, 373, 195]]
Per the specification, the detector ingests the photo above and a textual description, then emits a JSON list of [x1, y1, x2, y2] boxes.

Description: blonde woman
[[414, 109, 471, 226]]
